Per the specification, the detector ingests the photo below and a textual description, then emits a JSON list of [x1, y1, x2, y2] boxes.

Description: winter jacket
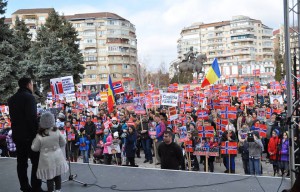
[[103, 134, 112, 154], [125, 132, 137, 158], [280, 139, 289, 162], [268, 136, 280, 161], [6, 130, 16, 152], [248, 139, 263, 159], [31, 128, 69, 180], [77, 135, 90, 151], [84, 121, 96, 139], [156, 121, 166, 142], [8, 88, 38, 142]]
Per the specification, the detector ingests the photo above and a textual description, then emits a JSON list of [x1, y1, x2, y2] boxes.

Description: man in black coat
[[84, 116, 96, 157], [158, 130, 185, 170], [8, 77, 43, 192]]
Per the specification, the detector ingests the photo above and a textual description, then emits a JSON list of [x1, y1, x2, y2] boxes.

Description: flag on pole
[[107, 75, 115, 113], [201, 58, 221, 88]]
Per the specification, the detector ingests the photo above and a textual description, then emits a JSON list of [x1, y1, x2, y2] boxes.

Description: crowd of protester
[[1, 86, 300, 178]]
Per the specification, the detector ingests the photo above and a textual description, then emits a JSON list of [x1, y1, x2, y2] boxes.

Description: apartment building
[[176, 15, 274, 84], [6, 8, 138, 91]]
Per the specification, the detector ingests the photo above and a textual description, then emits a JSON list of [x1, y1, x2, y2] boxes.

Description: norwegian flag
[[204, 89, 212, 97], [104, 120, 111, 129], [221, 141, 238, 155], [219, 96, 230, 106], [220, 106, 228, 119], [257, 90, 268, 96], [181, 103, 192, 113], [266, 108, 281, 119], [253, 123, 267, 138], [227, 106, 237, 119], [216, 119, 228, 131], [238, 92, 251, 100], [197, 110, 209, 120], [185, 140, 194, 152], [212, 99, 220, 109], [270, 81, 281, 90], [198, 126, 214, 138], [183, 84, 190, 91]]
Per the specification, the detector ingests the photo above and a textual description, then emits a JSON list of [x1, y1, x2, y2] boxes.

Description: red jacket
[[268, 136, 280, 161]]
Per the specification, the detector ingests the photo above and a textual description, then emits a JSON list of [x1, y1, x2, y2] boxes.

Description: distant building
[[177, 15, 274, 84], [6, 8, 138, 91]]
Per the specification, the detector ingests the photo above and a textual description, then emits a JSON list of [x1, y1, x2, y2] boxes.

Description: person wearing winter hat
[[31, 112, 69, 192], [77, 128, 90, 163], [268, 129, 281, 176], [102, 129, 113, 165], [112, 132, 122, 165]]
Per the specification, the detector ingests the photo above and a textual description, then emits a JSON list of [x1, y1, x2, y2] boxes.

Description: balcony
[[24, 19, 37, 24], [82, 43, 97, 49], [231, 38, 255, 43]]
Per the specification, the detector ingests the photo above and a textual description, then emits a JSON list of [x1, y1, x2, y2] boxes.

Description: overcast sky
[[4, 0, 284, 71]]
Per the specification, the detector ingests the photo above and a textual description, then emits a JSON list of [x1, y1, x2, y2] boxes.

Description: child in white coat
[[31, 112, 69, 192]]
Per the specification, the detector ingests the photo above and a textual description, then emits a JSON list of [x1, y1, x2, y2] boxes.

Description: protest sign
[[169, 106, 178, 121], [160, 93, 178, 107], [107, 144, 121, 154], [193, 146, 219, 156]]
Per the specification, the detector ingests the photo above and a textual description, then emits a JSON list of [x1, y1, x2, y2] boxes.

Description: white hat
[[40, 112, 55, 129], [112, 117, 117, 121], [113, 132, 119, 138], [58, 113, 65, 119]]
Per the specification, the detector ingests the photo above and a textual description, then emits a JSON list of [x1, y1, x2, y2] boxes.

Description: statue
[[172, 47, 207, 83]]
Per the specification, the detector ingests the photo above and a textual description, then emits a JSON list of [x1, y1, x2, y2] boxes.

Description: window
[[123, 64, 130, 69], [99, 40, 106, 45], [99, 30, 106, 36], [86, 23, 94, 26], [74, 23, 81, 28], [112, 74, 117, 78], [100, 74, 107, 78], [85, 39, 95, 44], [39, 16, 45, 21], [123, 73, 130, 77], [98, 57, 106, 61], [86, 65, 97, 70], [98, 48, 107, 53], [99, 65, 106, 70], [86, 56, 96, 61], [90, 74, 97, 79]]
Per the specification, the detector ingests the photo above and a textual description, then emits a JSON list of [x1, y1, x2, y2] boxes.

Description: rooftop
[[12, 8, 55, 15], [64, 12, 127, 22]]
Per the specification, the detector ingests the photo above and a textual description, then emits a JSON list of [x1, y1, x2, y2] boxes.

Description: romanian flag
[[201, 58, 221, 88], [107, 75, 115, 113]]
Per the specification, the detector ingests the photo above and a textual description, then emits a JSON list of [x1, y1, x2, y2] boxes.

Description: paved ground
[[82, 150, 278, 177]]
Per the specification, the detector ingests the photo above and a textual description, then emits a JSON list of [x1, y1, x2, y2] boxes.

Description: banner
[[160, 93, 178, 107], [50, 76, 76, 102], [193, 146, 219, 156], [169, 106, 178, 121]]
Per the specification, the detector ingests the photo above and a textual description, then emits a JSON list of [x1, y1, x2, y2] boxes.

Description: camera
[[247, 132, 254, 142]]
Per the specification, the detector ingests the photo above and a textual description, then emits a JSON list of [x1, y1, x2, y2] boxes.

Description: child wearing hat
[[77, 128, 90, 163], [31, 112, 69, 192]]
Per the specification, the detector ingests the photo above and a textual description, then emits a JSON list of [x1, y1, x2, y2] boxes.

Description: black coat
[[158, 142, 185, 170], [125, 132, 137, 158], [84, 121, 96, 139], [8, 88, 38, 142]]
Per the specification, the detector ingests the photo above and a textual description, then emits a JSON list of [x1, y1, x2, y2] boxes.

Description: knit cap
[[39, 112, 55, 129]]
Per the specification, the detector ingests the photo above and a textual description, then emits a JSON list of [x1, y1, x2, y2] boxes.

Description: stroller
[[93, 140, 104, 164]]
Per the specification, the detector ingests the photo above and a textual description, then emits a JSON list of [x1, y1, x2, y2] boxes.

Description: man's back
[[8, 88, 38, 142]]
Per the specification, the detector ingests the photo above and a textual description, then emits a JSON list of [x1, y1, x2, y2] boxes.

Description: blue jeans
[[82, 150, 89, 163], [141, 139, 152, 161], [89, 139, 96, 157], [223, 156, 235, 171], [249, 157, 261, 175]]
